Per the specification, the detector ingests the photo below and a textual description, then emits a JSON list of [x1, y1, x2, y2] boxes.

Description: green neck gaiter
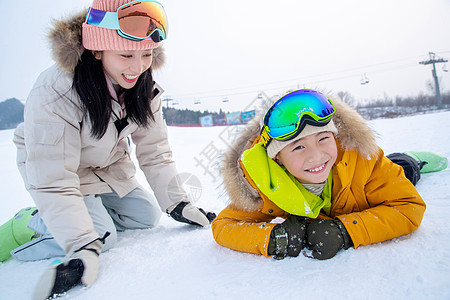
[[241, 142, 332, 218]]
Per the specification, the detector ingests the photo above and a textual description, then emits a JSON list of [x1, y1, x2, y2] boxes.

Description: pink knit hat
[[82, 0, 162, 50]]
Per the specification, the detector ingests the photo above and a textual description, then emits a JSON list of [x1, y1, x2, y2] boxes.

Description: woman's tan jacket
[[13, 11, 186, 255]]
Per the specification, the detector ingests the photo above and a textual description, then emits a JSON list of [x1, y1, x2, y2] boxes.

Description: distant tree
[[442, 91, 450, 105], [161, 91, 450, 125], [162, 106, 224, 125], [0, 98, 24, 130], [337, 91, 355, 107]]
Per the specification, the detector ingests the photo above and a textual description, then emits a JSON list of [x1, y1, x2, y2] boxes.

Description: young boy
[[212, 89, 442, 260]]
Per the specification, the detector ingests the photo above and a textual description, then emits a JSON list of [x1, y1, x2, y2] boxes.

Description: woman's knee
[[143, 204, 162, 227], [122, 186, 162, 227], [100, 186, 162, 230]]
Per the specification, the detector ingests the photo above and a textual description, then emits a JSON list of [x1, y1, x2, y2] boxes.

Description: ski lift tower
[[162, 97, 173, 108], [419, 52, 448, 109]]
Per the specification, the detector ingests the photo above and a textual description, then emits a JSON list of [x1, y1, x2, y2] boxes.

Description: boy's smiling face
[[275, 131, 338, 184]]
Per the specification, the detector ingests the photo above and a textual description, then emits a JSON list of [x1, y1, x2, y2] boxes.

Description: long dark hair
[[73, 50, 155, 139]]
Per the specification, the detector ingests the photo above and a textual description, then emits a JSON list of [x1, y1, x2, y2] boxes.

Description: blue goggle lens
[[264, 89, 335, 140]]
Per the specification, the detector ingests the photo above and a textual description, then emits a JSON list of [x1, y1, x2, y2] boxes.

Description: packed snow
[[0, 111, 449, 300]]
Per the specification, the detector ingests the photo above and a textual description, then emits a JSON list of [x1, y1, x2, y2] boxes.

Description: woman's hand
[[167, 202, 216, 227], [32, 239, 104, 300]]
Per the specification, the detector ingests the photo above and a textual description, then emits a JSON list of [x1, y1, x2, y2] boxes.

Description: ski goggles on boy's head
[[85, 0, 168, 42], [260, 89, 335, 147]]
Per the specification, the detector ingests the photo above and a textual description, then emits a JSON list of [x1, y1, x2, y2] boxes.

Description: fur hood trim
[[47, 9, 166, 73], [221, 91, 380, 211]]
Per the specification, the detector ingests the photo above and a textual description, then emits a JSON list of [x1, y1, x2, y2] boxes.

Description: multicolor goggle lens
[[261, 89, 335, 147], [85, 0, 168, 42]]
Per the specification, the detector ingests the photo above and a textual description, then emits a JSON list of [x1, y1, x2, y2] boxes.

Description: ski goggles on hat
[[85, 0, 168, 42], [260, 89, 335, 147]]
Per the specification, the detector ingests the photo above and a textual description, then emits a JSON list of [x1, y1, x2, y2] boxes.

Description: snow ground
[[0, 111, 449, 300]]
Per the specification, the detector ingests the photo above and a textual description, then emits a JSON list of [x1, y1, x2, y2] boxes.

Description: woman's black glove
[[33, 237, 106, 300], [167, 202, 216, 227], [305, 219, 353, 260], [268, 215, 308, 259]]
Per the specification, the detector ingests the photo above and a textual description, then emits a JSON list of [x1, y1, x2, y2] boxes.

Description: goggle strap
[[260, 127, 272, 148], [86, 8, 120, 30]]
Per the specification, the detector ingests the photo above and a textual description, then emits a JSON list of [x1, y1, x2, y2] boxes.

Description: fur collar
[[47, 10, 166, 73], [221, 93, 380, 211]]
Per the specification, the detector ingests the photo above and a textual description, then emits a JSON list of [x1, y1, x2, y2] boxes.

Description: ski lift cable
[[169, 61, 422, 101], [171, 62, 419, 106], [244, 64, 415, 96], [173, 52, 442, 98]]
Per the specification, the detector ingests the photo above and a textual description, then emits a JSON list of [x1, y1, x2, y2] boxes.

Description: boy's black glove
[[268, 215, 308, 259], [305, 219, 353, 260]]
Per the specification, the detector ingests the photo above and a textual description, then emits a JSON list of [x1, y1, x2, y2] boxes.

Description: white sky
[[1, 0, 449, 112]]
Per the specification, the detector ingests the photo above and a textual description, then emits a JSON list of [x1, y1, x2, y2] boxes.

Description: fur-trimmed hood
[[221, 92, 380, 211], [47, 9, 166, 73]]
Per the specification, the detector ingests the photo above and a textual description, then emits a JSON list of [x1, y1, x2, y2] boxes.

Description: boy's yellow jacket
[[212, 96, 426, 257]]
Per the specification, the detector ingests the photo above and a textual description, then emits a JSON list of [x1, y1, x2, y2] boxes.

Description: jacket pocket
[[27, 123, 65, 187]]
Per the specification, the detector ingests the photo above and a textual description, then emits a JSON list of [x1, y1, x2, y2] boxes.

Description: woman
[[7, 0, 214, 298]]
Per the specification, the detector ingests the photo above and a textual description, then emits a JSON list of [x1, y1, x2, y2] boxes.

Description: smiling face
[[275, 131, 338, 184], [92, 49, 153, 89]]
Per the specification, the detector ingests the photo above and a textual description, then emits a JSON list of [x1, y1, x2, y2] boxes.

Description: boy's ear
[[273, 155, 283, 166]]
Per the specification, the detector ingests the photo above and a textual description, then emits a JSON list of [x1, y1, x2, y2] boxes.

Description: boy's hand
[[268, 215, 308, 259], [304, 219, 352, 260], [32, 240, 103, 300], [167, 202, 216, 227]]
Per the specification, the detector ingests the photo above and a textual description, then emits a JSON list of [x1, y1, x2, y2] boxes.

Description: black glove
[[32, 237, 106, 300], [268, 215, 308, 259], [304, 219, 353, 260], [167, 202, 216, 227]]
